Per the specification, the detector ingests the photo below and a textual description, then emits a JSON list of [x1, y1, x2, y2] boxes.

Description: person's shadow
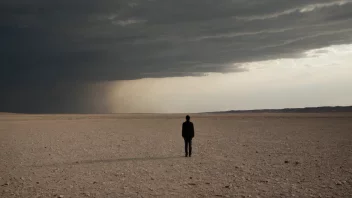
[[30, 156, 183, 168]]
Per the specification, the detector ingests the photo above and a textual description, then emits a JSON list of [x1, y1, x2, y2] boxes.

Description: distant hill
[[206, 106, 352, 114]]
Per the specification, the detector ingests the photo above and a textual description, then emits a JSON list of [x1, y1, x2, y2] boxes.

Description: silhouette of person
[[182, 115, 194, 157]]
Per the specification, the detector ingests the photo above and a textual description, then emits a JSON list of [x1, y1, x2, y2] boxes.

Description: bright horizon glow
[[104, 44, 352, 113]]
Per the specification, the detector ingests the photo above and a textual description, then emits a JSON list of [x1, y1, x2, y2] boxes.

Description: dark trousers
[[184, 138, 192, 155]]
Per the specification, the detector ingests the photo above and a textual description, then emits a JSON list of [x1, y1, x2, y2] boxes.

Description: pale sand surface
[[0, 113, 351, 198]]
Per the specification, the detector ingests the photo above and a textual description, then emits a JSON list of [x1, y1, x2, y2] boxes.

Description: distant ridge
[[205, 106, 352, 114]]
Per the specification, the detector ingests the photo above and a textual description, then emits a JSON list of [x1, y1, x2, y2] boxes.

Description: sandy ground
[[0, 113, 351, 198]]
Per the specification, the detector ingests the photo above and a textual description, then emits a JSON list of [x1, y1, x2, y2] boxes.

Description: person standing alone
[[182, 115, 194, 157]]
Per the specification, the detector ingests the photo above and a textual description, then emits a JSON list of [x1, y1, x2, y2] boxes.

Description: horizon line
[[1, 105, 352, 115]]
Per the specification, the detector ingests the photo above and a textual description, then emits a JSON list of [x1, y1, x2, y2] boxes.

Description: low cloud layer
[[1, 0, 352, 113], [2, 0, 352, 84]]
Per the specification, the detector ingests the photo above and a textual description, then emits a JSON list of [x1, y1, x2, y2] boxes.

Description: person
[[182, 115, 194, 157]]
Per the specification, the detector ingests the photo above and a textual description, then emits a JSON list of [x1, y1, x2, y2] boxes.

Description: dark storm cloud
[[2, 0, 352, 83], [1, 0, 352, 113]]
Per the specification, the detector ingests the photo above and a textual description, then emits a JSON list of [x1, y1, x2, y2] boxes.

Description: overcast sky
[[1, 0, 352, 113]]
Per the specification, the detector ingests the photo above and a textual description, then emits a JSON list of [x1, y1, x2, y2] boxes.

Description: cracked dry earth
[[0, 113, 351, 198]]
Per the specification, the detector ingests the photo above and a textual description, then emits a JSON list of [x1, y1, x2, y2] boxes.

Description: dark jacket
[[182, 121, 194, 139]]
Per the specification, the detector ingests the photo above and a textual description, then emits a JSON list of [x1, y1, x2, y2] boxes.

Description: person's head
[[186, 115, 190, 121]]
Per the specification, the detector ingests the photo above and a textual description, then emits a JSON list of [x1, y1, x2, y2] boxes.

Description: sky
[[1, 0, 352, 113]]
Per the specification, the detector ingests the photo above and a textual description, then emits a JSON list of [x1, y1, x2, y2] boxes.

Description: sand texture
[[0, 113, 351, 198]]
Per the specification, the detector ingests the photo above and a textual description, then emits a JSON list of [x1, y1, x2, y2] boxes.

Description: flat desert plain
[[0, 113, 351, 198]]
